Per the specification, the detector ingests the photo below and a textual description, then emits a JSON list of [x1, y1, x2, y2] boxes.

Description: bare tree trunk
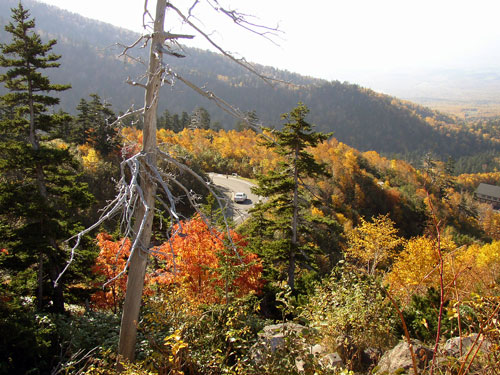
[[47, 255, 65, 313], [117, 0, 165, 362], [29, 65, 55, 311]]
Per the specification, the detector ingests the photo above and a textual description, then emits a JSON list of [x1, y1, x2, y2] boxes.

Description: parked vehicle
[[233, 192, 247, 203]]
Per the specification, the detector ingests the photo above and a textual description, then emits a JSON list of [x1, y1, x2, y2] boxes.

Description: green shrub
[[301, 265, 398, 358], [0, 304, 122, 375], [138, 286, 268, 374], [0, 297, 62, 375], [400, 288, 456, 344]]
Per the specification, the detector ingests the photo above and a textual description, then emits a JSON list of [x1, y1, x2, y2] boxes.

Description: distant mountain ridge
[[1, 0, 499, 167]]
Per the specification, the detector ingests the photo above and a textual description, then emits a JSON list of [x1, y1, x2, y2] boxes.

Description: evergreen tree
[[158, 108, 172, 130], [171, 113, 182, 132], [235, 110, 259, 131], [73, 93, 120, 156], [0, 3, 93, 312], [180, 111, 190, 130], [73, 97, 91, 144], [190, 107, 211, 129], [250, 103, 331, 290]]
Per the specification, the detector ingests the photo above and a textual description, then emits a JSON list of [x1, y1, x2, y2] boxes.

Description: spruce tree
[[0, 3, 93, 312], [73, 93, 119, 156], [250, 103, 331, 290], [158, 109, 172, 130]]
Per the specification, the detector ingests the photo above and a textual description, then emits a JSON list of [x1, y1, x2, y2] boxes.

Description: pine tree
[[171, 113, 182, 132], [0, 3, 93, 312], [157, 108, 172, 130], [180, 111, 190, 130], [251, 103, 331, 290], [73, 93, 120, 156]]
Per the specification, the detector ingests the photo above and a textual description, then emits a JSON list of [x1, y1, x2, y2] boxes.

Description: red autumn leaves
[[91, 217, 263, 310]]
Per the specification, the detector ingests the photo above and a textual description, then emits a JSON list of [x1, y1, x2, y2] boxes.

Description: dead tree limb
[[56, 0, 281, 364], [206, 0, 281, 43], [116, 0, 166, 361], [166, 2, 276, 85]]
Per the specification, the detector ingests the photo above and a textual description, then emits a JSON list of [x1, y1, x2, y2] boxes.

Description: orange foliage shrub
[[90, 218, 263, 310], [91, 233, 131, 312], [152, 217, 263, 305]]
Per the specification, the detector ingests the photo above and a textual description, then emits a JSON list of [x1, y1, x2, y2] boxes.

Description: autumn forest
[[1, 1, 500, 375]]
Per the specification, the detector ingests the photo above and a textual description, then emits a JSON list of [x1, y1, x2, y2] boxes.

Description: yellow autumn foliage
[[386, 236, 500, 303], [79, 144, 101, 171], [345, 214, 403, 275], [310, 206, 324, 217], [120, 127, 282, 175], [47, 139, 69, 150]]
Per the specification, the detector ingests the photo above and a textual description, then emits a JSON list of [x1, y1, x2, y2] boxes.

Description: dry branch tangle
[[58, 147, 237, 284], [58, 0, 282, 362]]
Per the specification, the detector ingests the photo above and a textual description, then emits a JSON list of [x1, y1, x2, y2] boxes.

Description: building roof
[[475, 183, 500, 199]]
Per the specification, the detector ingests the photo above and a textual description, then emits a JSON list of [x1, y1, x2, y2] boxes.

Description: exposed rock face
[[375, 340, 433, 374], [444, 334, 491, 358]]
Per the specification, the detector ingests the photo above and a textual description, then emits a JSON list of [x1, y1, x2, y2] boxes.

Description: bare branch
[[109, 105, 145, 129], [188, 0, 200, 17], [166, 2, 275, 85], [155, 42, 186, 58], [158, 31, 195, 40], [142, 0, 154, 30], [207, 0, 282, 44], [126, 77, 147, 89], [117, 34, 151, 59]]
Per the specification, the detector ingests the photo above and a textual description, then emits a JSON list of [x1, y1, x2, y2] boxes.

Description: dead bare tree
[[56, 0, 280, 363]]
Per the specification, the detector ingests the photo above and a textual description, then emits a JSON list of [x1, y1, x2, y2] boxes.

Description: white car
[[233, 192, 247, 203]]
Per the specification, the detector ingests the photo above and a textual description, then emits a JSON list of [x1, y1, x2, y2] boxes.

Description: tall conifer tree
[[0, 3, 92, 312], [251, 103, 331, 290]]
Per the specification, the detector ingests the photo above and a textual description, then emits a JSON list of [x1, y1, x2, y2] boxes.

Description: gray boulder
[[295, 343, 344, 371], [444, 334, 491, 358], [375, 339, 433, 374], [257, 322, 309, 351]]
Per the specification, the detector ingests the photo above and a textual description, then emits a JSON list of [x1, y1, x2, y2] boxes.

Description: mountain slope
[[1, 0, 499, 164]]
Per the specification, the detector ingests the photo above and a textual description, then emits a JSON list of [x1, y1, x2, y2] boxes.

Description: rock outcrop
[[374, 339, 432, 374]]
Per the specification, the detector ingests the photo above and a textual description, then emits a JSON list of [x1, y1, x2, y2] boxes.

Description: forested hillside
[[1, 0, 499, 172], [1, 2, 500, 371]]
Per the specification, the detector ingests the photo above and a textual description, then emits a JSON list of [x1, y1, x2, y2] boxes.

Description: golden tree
[[345, 214, 403, 274]]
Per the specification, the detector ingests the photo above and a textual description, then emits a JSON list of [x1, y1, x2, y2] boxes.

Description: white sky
[[36, 0, 500, 83]]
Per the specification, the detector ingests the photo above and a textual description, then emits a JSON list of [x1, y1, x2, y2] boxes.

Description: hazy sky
[[36, 0, 500, 83]]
